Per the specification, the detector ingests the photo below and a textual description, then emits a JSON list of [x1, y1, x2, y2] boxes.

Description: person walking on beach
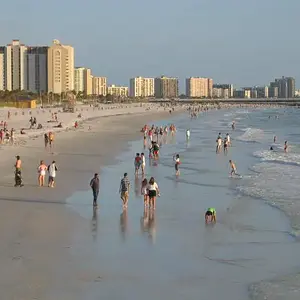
[[141, 178, 149, 207], [49, 132, 54, 150], [38, 160, 48, 186], [284, 141, 288, 153], [48, 160, 58, 188], [14, 155, 23, 187], [90, 173, 100, 207], [119, 173, 130, 209], [148, 177, 160, 210], [44, 133, 49, 149]]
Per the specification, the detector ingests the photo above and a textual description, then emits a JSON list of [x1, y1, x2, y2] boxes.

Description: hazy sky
[[1, 0, 299, 91]]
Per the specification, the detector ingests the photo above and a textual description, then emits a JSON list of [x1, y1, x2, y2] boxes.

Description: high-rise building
[[271, 77, 295, 98], [155, 76, 179, 99], [269, 86, 279, 98], [92, 77, 107, 96], [186, 77, 213, 98], [47, 39, 74, 94], [286, 77, 295, 98], [74, 67, 92, 95], [256, 86, 269, 98], [26, 46, 48, 93], [130, 77, 154, 97], [0, 47, 5, 90], [107, 85, 128, 97], [213, 84, 233, 98], [5, 40, 28, 91]]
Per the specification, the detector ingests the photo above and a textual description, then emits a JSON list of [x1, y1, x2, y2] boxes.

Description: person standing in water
[[90, 173, 100, 207], [134, 153, 142, 175], [186, 129, 190, 140], [216, 135, 222, 153], [173, 154, 181, 176], [284, 141, 288, 153], [273, 136, 277, 143], [141, 178, 149, 207], [147, 177, 160, 210], [141, 153, 146, 176], [229, 160, 237, 176], [119, 173, 130, 209]]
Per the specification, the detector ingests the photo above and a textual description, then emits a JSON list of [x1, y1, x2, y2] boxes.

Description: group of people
[[37, 160, 58, 187], [216, 132, 231, 154], [13, 155, 58, 188]]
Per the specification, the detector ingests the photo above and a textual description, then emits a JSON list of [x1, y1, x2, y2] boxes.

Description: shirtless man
[[14, 155, 23, 187], [216, 135, 222, 153], [229, 160, 237, 176]]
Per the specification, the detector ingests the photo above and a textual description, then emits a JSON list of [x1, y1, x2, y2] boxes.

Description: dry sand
[[0, 103, 182, 299]]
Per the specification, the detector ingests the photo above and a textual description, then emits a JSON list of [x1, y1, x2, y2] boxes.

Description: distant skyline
[[1, 0, 299, 92]]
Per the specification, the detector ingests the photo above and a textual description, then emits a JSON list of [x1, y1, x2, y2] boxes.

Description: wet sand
[[0, 108, 176, 299], [66, 110, 300, 300], [1, 105, 300, 299]]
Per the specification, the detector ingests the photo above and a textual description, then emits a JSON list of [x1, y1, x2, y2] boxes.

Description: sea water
[[66, 107, 300, 300]]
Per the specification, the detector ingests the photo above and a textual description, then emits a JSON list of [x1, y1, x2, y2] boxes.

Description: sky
[[1, 0, 300, 92]]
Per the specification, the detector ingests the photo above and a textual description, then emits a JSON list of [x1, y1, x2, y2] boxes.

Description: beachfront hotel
[[47, 39, 74, 94], [74, 67, 93, 95], [186, 77, 213, 98], [107, 84, 128, 97], [154, 76, 179, 99], [92, 76, 107, 96], [129, 77, 155, 98]]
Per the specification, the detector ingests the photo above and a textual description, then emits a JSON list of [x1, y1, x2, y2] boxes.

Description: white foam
[[236, 128, 264, 142], [253, 150, 300, 166]]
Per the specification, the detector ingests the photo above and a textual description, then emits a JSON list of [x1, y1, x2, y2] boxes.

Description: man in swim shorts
[[205, 208, 216, 223]]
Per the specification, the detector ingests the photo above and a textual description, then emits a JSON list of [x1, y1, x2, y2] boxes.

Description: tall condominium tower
[[130, 77, 155, 97], [48, 39, 74, 94], [154, 76, 179, 99]]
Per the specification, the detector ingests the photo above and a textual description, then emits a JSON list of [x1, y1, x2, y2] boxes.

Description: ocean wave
[[236, 128, 264, 143], [253, 150, 300, 166], [237, 162, 300, 232]]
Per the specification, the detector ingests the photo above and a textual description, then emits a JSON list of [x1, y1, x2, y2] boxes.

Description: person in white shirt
[[141, 152, 146, 175], [48, 161, 58, 188], [147, 177, 160, 209], [186, 129, 190, 140]]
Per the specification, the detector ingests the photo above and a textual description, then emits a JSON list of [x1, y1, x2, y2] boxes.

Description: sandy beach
[[0, 103, 183, 299], [1, 103, 300, 299]]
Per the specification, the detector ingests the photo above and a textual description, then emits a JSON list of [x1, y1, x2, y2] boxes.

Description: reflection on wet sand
[[120, 209, 128, 241], [134, 175, 140, 197], [91, 207, 98, 241], [140, 207, 156, 244]]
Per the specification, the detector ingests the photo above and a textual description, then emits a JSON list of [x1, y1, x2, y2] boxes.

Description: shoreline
[[1, 104, 300, 299], [0, 105, 184, 299]]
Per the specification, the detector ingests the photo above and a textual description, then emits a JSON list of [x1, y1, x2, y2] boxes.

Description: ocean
[[67, 107, 300, 300]]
